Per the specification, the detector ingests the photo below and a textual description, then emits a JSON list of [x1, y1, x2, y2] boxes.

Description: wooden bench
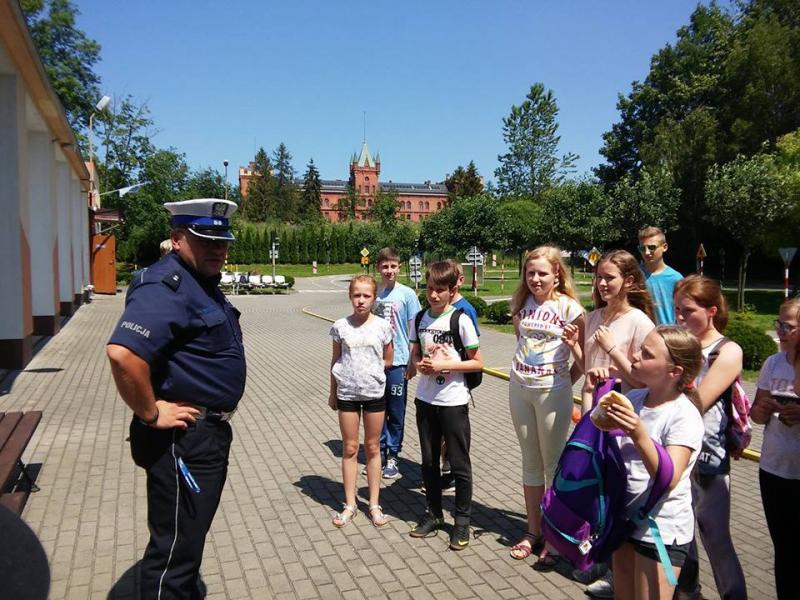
[[0, 411, 42, 515]]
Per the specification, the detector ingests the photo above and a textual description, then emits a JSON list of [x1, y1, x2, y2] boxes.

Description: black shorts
[[337, 397, 385, 413], [629, 538, 691, 568]]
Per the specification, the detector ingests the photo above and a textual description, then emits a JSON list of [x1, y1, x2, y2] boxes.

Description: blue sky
[[76, 0, 722, 186]]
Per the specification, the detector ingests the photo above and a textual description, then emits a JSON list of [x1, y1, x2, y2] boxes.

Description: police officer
[[107, 199, 246, 599]]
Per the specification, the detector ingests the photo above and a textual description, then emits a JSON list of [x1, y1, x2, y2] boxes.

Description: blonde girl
[[602, 326, 705, 600], [751, 298, 800, 599], [329, 275, 394, 527], [672, 275, 746, 599], [508, 246, 585, 560], [572, 249, 656, 413]]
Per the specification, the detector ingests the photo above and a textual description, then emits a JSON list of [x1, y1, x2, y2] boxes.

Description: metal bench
[[0, 411, 42, 515]]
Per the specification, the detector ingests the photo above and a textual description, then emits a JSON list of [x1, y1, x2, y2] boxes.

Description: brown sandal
[[510, 532, 543, 560]]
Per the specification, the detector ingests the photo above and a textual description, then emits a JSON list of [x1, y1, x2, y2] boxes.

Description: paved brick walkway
[[0, 275, 776, 599]]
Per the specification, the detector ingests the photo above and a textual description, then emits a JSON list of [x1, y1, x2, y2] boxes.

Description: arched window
[[324, 199, 329, 207], [436, 202, 441, 210]]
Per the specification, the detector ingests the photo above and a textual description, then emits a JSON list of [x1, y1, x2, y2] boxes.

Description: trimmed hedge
[[725, 318, 777, 371], [415, 290, 487, 317], [485, 300, 512, 324]]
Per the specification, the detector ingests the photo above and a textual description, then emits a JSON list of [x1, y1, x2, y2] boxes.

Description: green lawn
[[228, 262, 363, 278]]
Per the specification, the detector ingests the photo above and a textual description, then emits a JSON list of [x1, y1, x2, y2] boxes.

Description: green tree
[[336, 185, 360, 221], [538, 180, 616, 263], [496, 199, 544, 265], [495, 83, 578, 197], [244, 147, 274, 221], [21, 0, 101, 136], [299, 159, 323, 220], [96, 96, 157, 193], [366, 190, 400, 228], [706, 152, 790, 309], [185, 167, 226, 199], [115, 148, 189, 264], [609, 168, 681, 243], [445, 161, 484, 202], [273, 143, 297, 221]]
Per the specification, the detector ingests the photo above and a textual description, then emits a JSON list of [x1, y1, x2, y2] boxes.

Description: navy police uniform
[[108, 199, 245, 599]]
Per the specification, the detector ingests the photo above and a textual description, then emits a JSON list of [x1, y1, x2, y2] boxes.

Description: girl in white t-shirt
[[568, 250, 655, 414], [598, 326, 704, 599], [750, 298, 800, 600], [329, 275, 394, 528], [508, 246, 585, 561], [672, 275, 747, 599]]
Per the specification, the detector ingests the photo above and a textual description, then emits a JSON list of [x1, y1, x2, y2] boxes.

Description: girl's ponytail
[[656, 325, 703, 411]]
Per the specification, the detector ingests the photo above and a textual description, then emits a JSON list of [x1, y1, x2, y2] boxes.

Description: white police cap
[[163, 198, 238, 241]]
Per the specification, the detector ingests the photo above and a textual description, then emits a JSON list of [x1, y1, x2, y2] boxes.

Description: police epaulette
[[162, 271, 182, 291]]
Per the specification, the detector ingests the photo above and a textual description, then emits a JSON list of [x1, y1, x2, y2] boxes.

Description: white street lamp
[[88, 95, 111, 204]]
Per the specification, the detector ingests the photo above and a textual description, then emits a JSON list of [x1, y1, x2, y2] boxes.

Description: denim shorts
[[337, 397, 385, 413], [629, 538, 691, 568]]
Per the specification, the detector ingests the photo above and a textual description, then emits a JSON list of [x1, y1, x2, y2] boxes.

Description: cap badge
[[212, 202, 228, 217]]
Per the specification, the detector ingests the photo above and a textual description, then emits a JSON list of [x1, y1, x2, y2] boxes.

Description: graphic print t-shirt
[[410, 308, 479, 406], [511, 295, 584, 389], [330, 316, 393, 401], [374, 283, 421, 367]]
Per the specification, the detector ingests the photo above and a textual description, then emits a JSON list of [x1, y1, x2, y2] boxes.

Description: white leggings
[[509, 381, 573, 487]]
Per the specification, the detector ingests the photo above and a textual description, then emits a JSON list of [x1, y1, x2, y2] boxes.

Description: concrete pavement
[[0, 274, 776, 598]]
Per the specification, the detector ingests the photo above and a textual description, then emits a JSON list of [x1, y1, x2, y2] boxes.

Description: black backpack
[[414, 308, 482, 390]]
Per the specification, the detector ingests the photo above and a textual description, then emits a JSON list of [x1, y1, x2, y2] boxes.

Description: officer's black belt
[[196, 406, 236, 423]]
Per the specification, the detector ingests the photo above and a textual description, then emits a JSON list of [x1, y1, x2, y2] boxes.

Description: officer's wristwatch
[[138, 408, 159, 427]]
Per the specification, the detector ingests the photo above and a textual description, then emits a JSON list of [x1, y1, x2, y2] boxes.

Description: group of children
[[327, 236, 800, 599]]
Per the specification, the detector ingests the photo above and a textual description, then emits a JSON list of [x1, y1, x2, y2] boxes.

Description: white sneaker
[[585, 571, 614, 599]]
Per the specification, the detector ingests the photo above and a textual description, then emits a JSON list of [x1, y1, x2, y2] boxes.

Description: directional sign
[[360, 256, 369, 265], [269, 251, 279, 260], [465, 246, 483, 261], [779, 247, 797, 266], [409, 271, 422, 283], [409, 256, 422, 268], [360, 247, 370, 258], [587, 247, 601, 267], [696, 244, 707, 260]]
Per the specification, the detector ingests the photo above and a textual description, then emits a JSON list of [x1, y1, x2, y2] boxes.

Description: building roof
[[317, 178, 447, 196], [353, 141, 377, 168]]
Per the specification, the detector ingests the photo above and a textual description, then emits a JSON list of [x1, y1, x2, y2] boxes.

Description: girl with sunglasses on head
[[672, 275, 746, 600], [750, 298, 800, 599]]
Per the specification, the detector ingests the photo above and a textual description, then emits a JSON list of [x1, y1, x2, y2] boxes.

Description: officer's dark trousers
[[130, 418, 232, 600], [415, 399, 472, 525]]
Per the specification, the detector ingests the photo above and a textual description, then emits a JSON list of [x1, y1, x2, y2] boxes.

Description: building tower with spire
[[350, 141, 380, 204]]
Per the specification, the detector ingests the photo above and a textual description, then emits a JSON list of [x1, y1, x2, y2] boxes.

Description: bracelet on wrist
[[605, 345, 616, 355], [138, 408, 159, 427]]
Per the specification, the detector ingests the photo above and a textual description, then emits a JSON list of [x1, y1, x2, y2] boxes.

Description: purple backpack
[[540, 380, 677, 583]]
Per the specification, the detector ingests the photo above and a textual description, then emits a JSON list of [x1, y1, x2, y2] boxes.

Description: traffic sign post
[[466, 247, 484, 293], [409, 256, 422, 291], [779, 248, 797, 298], [587, 247, 601, 268], [696, 244, 707, 276], [360, 247, 370, 273]]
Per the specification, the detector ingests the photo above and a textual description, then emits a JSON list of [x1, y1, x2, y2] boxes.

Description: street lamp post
[[88, 96, 111, 201], [223, 159, 229, 201]]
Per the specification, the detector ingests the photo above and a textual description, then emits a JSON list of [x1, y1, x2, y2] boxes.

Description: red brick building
[[239, 142, 449, 222]]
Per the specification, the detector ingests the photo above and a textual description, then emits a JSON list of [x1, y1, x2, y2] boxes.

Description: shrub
[[485, 300, 512, 324], [285, 275, 295, 289], [725, 318, 777, 371], [464, 295, 488, 317], [418, 290, 429, 311]]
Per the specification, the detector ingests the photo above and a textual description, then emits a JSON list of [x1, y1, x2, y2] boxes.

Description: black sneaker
[[449, 523, 470, 550], [409, 513, 444, 538]]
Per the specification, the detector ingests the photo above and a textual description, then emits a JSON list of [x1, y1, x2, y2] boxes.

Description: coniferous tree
[[445, 161, 484, 202], [273, 143, 297, 221], [245, 148, 274, 221], [300, 159, 323, 220]]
